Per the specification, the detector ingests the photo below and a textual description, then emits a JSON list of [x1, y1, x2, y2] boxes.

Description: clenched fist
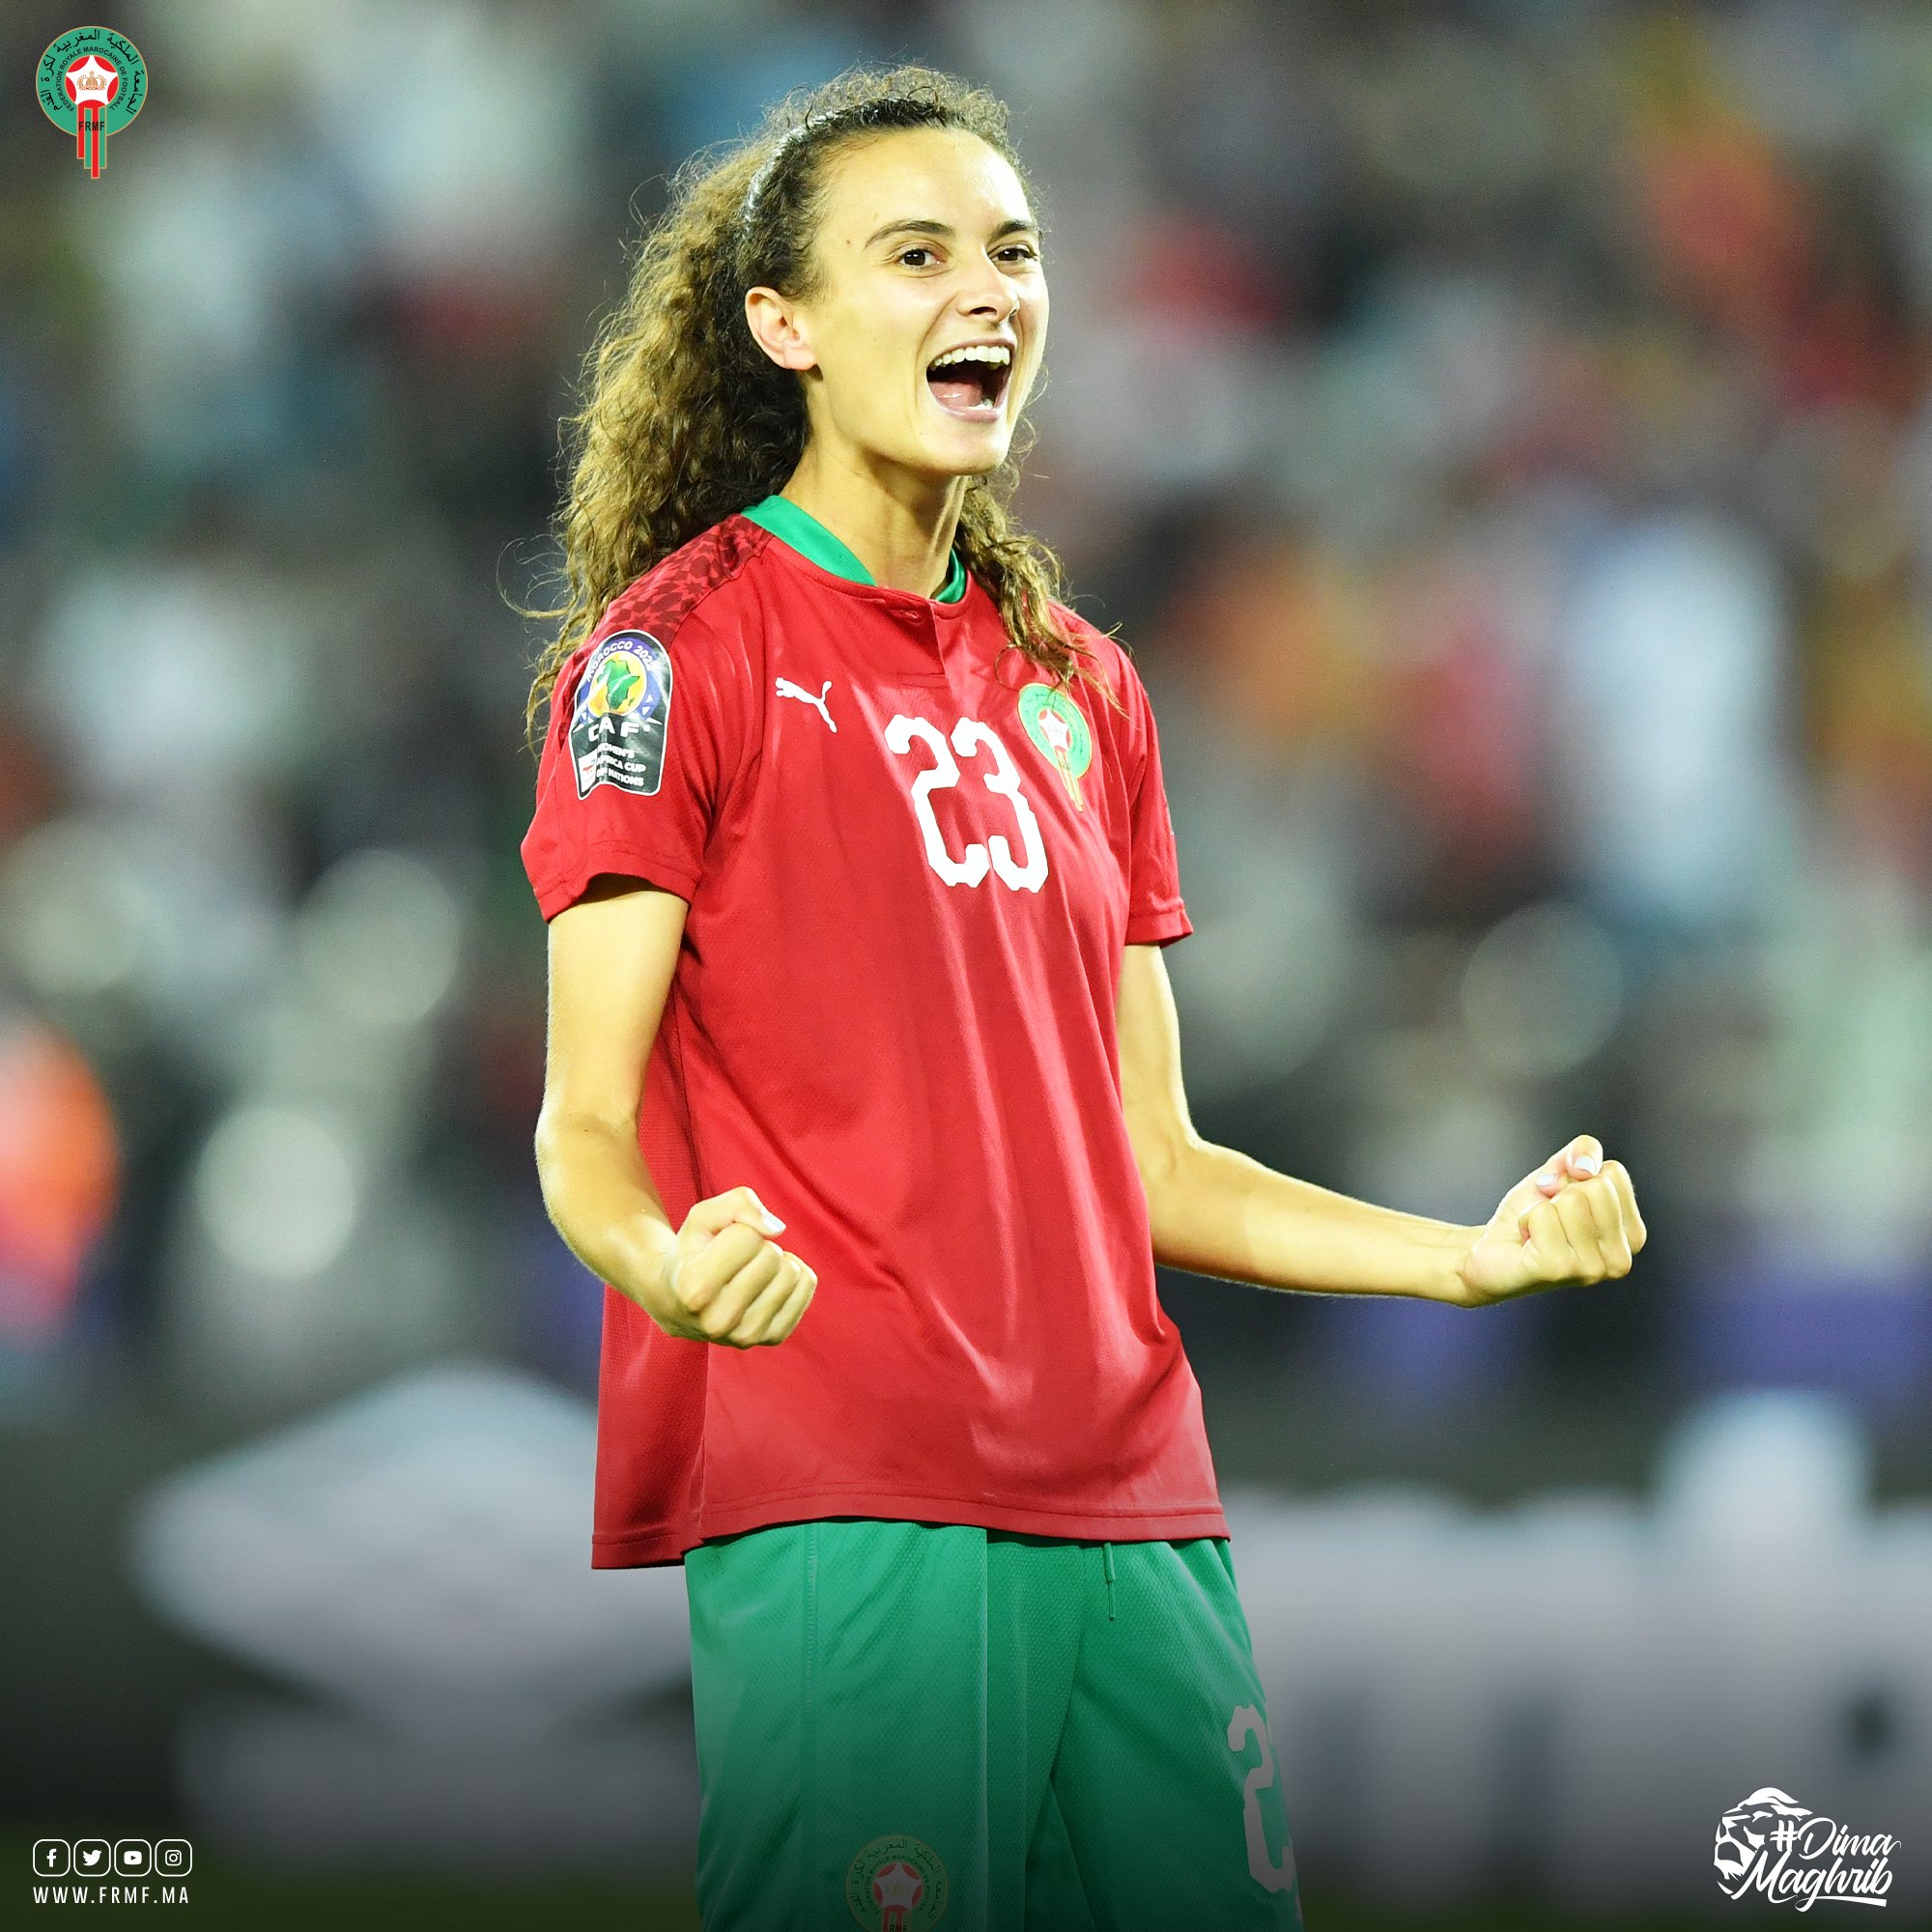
[[1454, 1135, 1647, 1307], [645, 1185, 818, 1347]]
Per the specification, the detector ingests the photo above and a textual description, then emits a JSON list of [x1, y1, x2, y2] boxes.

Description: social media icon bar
[[154, 1838, 192, 1876], [113, 1839, 152, 1876], [71, 1839, 109, 1876], [32, 1840, 71, 1876]]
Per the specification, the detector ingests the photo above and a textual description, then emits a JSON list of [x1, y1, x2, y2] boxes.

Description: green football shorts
[[683, 1519, 1305, 1931]]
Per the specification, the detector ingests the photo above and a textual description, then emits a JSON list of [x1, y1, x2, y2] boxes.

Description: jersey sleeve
[[1119, 652, 1194, 947], [521, 611, 752, 921]]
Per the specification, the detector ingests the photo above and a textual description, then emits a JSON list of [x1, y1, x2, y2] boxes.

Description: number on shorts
[[1227, 1703, 1296, 1893], [885, 712, 1048, 894]]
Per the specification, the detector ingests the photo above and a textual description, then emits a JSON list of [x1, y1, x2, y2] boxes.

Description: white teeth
[[928, 345, 1012, 370]]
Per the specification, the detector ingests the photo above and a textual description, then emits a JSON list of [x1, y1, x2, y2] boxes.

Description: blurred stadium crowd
[[3, 0, 1931, 1440]]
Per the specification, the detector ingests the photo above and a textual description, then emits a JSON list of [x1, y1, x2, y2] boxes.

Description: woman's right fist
[[645, 1186, 817, 1348]]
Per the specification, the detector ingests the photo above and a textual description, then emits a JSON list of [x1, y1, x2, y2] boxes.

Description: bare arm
[[1115, 943, 1645, 1304], [535, 874, 816, 1346]]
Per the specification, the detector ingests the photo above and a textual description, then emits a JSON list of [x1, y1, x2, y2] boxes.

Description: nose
[[957, 256, 1020, 325]]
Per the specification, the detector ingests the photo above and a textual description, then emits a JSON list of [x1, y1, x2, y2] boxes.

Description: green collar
[[742, 495, 968, 603]]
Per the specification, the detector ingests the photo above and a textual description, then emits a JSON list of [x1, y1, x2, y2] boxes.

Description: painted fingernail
[[1536, 1172, 1555, 1188], [1574, 1152, 1601, 1176]]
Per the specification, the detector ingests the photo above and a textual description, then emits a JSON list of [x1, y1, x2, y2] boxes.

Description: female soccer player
[[522, 65, 1645, 1932]]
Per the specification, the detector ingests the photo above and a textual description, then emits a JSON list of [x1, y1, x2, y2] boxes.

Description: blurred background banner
[[3, 1, 1929, 1926]]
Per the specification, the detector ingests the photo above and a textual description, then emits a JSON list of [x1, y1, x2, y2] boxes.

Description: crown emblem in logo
[[66, 53, 116, 105]]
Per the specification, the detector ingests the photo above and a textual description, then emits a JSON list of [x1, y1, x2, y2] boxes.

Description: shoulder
[[1044, 599, 1155, 719], [597, 516, 772, 654], [554, 517, 774, 712]]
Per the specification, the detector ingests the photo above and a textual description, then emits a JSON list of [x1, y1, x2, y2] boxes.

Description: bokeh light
[[0, 1016, 119, 1342], [192, 1105, 358, 1281]]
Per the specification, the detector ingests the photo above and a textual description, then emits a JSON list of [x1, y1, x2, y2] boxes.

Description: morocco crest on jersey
[[1017, 681, 1094, 810]]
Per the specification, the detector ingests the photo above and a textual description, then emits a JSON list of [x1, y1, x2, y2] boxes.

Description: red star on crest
[[65, 53, 119, 106]]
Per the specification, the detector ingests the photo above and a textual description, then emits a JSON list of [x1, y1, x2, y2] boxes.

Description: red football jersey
[[522, 509, 1227, 1566]]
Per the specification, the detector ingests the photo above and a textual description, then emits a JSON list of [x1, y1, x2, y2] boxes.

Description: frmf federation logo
[[37, 27, 146, 179], [845, 1833, 949, 1931], [1714, 1787, 1898, 1909], [1016, 682, 1092, 811]]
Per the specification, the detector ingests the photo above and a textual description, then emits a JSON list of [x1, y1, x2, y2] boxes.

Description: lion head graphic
[[1715, 1787, 1813, 1889]]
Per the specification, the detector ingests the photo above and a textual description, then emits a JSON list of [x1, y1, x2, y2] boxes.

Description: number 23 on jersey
[[886, 711, 1050, 894]]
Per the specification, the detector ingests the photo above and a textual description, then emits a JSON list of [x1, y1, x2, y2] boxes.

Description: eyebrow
[[864, 215, 1041, 249]]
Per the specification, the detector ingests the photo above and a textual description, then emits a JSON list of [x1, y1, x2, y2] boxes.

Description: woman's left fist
[[1454, 1136, 1647, 1306]]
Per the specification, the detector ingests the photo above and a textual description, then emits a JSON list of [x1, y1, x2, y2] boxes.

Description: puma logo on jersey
[[776, 676, 838, 732]]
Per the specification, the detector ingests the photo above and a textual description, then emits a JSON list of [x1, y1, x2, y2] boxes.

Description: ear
[[745, 287, 816, 373]]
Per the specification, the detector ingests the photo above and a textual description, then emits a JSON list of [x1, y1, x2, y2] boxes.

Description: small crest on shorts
[[845, 1833, 949, 1931], [570, 631, 671, 798]]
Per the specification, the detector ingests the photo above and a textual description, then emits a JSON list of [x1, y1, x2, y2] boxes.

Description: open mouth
[[925, 344, 1013, 420]]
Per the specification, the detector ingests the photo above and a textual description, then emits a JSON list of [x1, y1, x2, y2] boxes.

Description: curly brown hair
[[523, 62, 1119, 750]]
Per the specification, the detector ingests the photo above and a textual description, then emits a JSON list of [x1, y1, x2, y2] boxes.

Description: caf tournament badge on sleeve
[[38, 27, 146, 180], [571, 633, 674, 800]]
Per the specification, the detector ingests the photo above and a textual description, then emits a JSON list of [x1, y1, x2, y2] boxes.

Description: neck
[[780, 442, 968, 598]]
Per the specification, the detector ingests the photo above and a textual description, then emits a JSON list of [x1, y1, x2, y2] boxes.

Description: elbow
[[531, 1101, 620, 1203], [532, 1099, 571, 1179], [532, 1110, 568, 1213]]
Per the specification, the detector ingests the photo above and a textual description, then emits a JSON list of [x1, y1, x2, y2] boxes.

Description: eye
[[998, 244, 1039, 264], [897, 246, 935, 268]]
